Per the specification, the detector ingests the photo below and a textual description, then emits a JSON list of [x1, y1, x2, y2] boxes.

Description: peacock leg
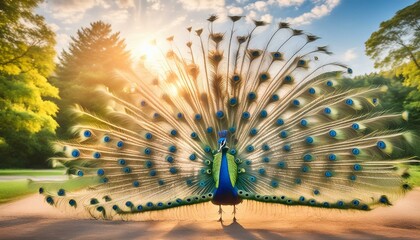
[[233, 205, 237, 222], [218, 205, 223, 222]]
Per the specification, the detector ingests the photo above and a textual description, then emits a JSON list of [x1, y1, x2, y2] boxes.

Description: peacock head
[[217, 130, 229, 152]]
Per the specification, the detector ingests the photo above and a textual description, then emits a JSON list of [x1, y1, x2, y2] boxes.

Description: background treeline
[[0, 0, 418, 168]]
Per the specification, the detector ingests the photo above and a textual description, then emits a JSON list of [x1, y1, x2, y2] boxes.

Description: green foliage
[[0, 129, 56, 168], [404, 89, 420, 126], [55, 21, 132, 138], [365, 1, 419, 87], [0, 0, 58, 168], [365, 1, 419, 69], [342, 73, 419, 125], [395, 53, 420, 90]]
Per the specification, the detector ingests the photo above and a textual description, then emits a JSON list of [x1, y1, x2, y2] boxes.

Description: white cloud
[[228, 6, 244, 15], [56, 33, 70, 45], [47, 0, 99, 24], [102, 9, 130, 24], [151, 15, 187, 36], [271, 0, 305, 7], [343, 48, 357, 62], [246, 1, 268, 12], [45, 0, 118, 24], [284, 0, 340, 26], [148, 0, 162, 11], [98, 0, 111, 9], [55, 33, 71, 55], [245, 10, 258, 23], [47, 22, 60, 32], [115, 0, 135, 8], [61, 13, 85, 24], [177, 0, 225, 10], [245, 10, 273, 24], [261, 13, 273, 23]]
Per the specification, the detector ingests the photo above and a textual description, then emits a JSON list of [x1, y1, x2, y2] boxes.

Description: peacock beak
[[218, 141, 228, 152], [218, 144, 223, 152]]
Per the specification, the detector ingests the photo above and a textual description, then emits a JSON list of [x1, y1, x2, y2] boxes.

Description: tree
[[365, 2, 420, 129], [57, 21, 131, 90], [55, 21, 132, 138], [365, 1, 419, 69], [0, 0, 59, 167]]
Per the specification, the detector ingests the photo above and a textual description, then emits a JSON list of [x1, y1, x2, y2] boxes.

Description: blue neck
[[212, 148, 241, 205], [219, 148, 231, 189]]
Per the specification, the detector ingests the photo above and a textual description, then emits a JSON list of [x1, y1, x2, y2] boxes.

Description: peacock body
[[41, 15, 417, 220]]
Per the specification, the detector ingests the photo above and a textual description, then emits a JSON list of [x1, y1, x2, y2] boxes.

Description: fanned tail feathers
[[40, 15, 418, 219]]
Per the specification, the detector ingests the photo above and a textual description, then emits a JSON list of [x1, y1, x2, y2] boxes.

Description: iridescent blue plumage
[[212, 148, 241, 205], [212, 131, 241, 208]]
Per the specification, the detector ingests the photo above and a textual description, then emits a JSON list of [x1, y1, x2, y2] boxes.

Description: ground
[[0, 189, 419, 239]]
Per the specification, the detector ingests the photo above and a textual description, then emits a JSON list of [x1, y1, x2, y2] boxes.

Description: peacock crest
[[40, 15, 417, 221]]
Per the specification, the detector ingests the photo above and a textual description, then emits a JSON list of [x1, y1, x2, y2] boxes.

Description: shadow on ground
[[0, 216, 418, 240]]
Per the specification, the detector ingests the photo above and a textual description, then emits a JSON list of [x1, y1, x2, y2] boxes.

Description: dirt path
[[0, 189, 419, 239]]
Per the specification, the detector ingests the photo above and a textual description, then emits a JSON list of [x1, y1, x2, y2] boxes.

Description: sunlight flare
[[135, 41, 159, 61]]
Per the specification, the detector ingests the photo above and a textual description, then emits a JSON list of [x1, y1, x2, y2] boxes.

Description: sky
[[36, 0, 417, 76]]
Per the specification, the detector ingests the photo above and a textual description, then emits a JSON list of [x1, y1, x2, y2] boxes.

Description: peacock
[[40, 15, 418, 221]]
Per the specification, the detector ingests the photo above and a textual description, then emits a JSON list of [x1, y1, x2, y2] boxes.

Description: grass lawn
[[0, 180, 35, 204], [0, 178, 97, 204], [0, 169, 95, 204], [0, 169, 66, 203]]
